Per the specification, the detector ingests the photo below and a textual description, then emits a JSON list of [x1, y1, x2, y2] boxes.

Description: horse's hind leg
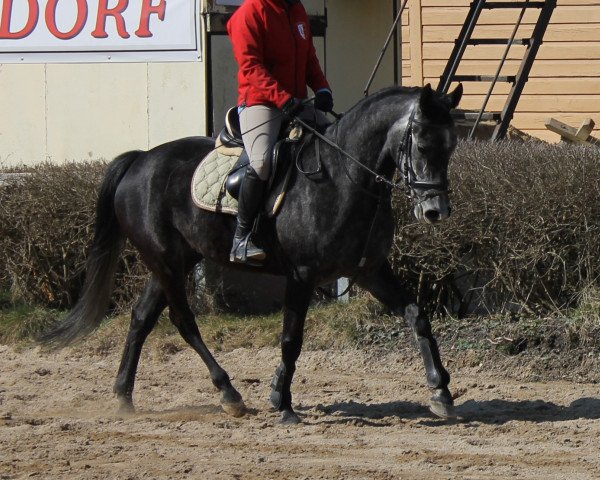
[[161, 269, 246, 417], [269, 276, 313, 424], [358, 261, 455, 419], [114, 276, 166, 411]]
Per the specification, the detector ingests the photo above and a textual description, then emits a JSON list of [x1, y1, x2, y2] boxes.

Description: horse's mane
[[338, 85, 454, 127], [344, 86, 421, 117]]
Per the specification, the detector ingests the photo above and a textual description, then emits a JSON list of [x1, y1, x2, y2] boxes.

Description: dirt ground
[[1, 343, 600, 480]]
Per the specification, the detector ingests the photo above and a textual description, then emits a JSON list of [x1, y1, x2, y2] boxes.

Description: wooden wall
[[401, 0, 600, 141]]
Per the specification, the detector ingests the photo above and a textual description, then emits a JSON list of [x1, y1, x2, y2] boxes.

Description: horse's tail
[[39, 150, 141, 347]]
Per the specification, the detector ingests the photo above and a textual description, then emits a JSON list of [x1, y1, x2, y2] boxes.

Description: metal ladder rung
[[482, 1, 546, 8], [452, 75, 516, 83], [466, 38, 531, 46], [438, 0, 556, 139], [452, 111, 502, 122]]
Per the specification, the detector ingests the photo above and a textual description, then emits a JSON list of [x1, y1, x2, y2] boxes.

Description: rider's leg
[[230, 105, 282, 264]]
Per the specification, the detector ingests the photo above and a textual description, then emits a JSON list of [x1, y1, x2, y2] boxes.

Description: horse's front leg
[[270, 276, 313, 424], [358, 261, 455, 418]]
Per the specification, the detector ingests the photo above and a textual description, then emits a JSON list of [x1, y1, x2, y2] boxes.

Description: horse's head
[[393, 83, 462, 224]]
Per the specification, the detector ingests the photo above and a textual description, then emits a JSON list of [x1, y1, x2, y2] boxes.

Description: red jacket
[[227, 0, 330, 109]]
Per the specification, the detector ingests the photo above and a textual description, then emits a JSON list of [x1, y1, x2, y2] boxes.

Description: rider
[[227, 0, 334, 265]]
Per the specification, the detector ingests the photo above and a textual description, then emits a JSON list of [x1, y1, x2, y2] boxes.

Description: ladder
[[436, 0, 556, 140]]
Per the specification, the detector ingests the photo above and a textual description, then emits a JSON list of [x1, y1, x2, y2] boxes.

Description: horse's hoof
[[429, 399, 456, 419], [221, 399, 247, 418], [429, 388, 456, 419], [281, 410, 301, 425], [117, 399, 135, 414]]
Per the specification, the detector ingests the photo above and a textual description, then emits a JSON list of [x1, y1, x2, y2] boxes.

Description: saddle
[[219, 107, 298, 199], [191, 108, 301, 216], [220, 106, 333, 198]]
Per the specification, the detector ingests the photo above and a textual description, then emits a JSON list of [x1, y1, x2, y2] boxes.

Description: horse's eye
[[417, 144, 429, 154]]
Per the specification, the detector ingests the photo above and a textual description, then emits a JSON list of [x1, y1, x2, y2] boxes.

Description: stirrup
[[230, 233, 266, 266]]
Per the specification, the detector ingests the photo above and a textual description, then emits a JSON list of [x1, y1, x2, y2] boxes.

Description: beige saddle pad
[[191, 143, 242, 216], [191, 140, 293, 217]]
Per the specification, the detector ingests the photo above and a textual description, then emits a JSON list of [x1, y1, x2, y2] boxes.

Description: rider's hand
[[315, 89, 334, 112], [282, 97, 304, 118]]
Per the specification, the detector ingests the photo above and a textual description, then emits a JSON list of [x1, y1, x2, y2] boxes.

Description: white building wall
[[0, 0, 395, 167], [0, 60, 206, 166]]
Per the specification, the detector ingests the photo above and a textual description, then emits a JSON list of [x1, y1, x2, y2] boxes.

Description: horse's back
[[113, 135, 216, 234], [121, 135, 215, 181]]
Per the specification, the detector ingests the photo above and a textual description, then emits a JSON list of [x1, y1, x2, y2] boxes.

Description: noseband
[[396, 108, 451, 201]]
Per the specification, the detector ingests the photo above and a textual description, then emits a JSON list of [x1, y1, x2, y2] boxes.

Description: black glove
[[315, 90, 334, 112], [282, 97, 304, 118]]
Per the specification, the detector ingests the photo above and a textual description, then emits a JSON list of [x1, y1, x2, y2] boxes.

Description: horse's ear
[[419, 83, 434, 109], [445, 83, 463, 109]]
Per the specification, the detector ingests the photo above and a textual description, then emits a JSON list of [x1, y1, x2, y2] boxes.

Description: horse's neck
[[324, 107, 400, 192]]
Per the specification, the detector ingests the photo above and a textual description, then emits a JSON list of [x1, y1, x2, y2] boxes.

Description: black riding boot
[[230, 166, 267, 265]]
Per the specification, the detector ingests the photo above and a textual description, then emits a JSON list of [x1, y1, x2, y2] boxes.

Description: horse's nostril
[[424, 209, 440, 223]]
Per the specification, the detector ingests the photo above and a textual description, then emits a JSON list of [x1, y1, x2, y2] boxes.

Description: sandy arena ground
[[1, 344, 599, 479]]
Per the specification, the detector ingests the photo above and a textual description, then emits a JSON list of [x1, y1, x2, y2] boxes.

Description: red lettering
[[45, 0, 87, 40], [0, 0, 39, 39], [135, 0, 165, 38], [92, 0, 130, 39]]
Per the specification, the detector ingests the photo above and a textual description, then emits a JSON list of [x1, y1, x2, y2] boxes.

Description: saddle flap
[[225, 151, 250, 199]]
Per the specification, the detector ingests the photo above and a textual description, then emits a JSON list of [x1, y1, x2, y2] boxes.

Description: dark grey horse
[[42, 83, 463, 424]]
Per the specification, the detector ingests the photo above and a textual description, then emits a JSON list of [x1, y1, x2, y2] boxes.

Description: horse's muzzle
[[413, 192, 451, 224]]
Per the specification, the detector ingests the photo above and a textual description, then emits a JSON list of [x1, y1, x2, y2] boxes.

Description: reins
[[292, 104, 452, 205], [237, 96, 452, 296], [238, 96, 450, 203], [293, 115, 405, 194]]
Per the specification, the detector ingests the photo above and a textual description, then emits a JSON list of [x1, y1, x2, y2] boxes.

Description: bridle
[[291, 103, 453, 204], [395, 107, 452, 203]]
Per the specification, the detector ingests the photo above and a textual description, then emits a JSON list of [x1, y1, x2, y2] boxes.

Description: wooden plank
[[525, 129, 576, 143], [544, 117, 600, 144], [510, 112, 600, 130], [425, 77, 600, 95], [424, 24, 600, 43], [421, 0, 600, 6], [422, 7, 600, 26], [458, 95, 600, 113], [402, 44, 410, 59], [422, 42, 600, 61], [575, 118, 595, 138], [423, 59, 600, 77], [545, 117, 580, 140], [424, 8, 538, 26], [409, 0, 424, 86]]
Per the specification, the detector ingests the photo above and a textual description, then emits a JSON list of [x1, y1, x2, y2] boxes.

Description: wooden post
[[409, 0, 423, 86], [337, 277, 350, 303], [545, 118, 600, 145]]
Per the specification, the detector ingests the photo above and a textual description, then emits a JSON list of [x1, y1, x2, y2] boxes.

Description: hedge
[[1, 141, 599, 315]]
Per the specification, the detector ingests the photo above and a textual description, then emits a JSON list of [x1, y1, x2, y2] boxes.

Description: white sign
[[0, 0, 200, 63]]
